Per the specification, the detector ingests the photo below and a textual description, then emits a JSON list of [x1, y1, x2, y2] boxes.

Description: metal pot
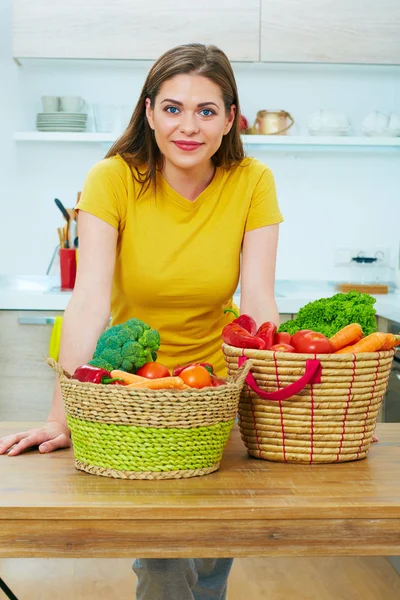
[[251, 110, 294, 135]]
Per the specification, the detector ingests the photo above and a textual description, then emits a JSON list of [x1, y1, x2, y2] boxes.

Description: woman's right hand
[[0, 421, 71, 456]]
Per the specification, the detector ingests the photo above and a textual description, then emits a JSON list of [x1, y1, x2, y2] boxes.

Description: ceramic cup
[[93, 103, 117, 132], [388, 113, 400, 135], [42, 96, 60, 112], [60, 96, 86, 113], [362, 111, 389, 135]]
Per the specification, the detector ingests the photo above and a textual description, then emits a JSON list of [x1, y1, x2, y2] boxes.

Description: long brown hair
[[105, 43, 245, 192]]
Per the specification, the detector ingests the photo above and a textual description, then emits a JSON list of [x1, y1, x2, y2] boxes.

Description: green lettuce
[[278, 291, 377, 338]]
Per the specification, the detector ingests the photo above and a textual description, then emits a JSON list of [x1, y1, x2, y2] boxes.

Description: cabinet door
[[0, 311, 63, 422], [279, 313, 293, 324], [261, 0, 400, 64], [13, 0, 260, 61]]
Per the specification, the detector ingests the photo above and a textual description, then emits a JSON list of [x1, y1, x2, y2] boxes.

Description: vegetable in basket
[[269, 343, 295, 353], [278, 291, 377, 338], [126, 376, 188, 390], [256, 321, 277, 349], [381, 333, 400, 350], [172, 362, 214, 376], [72, 365, 125, 385], [179, 365, 212, 388], [329, 323, 363, 352], [88, 318, 161, 373], [291, 331, 331, 354], [110, 370, 146, 385], [222, 322, 265, 349], [274, 332, 292, 345], [136, 362, 171, 378], [223, 308, 257, 335], [335, 332, 388, 354]]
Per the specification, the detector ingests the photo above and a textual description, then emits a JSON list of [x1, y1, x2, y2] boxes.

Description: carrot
[[110, 370, 146, 385], [126, 376, 189, 390], [329, 323, 363, 352], [335, 332, 387, 354], [380, 333, 400, 351]]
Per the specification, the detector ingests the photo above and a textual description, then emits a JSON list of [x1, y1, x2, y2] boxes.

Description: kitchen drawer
[[0, 310, 63, 421]]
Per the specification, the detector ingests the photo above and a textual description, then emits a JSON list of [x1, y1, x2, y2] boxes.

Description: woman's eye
[[166, 106, 180, 114], [200, 109, 214, 117]]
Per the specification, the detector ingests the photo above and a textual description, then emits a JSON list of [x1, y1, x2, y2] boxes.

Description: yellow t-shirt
[[77, 154, 283, 376]]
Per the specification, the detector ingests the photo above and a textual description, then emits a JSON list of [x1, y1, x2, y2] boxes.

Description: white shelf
[[242, 135, 400, 147], [14, 132, 115, 142], [13, 131, 400, 147]]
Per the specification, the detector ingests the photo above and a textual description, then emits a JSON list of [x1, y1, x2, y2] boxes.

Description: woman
[[0, 43, 283, 598]]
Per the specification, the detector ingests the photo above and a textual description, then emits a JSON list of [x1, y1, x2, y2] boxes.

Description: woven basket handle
[[238, 356, 322, 401], [230, 358, 253, 388], [46, 357, 73, 380]]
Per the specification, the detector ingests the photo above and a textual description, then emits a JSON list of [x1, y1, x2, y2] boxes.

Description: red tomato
[[269, 343, 296, 353], [274, 332, 292, 345], [179, 365, 212, 389], [136, 362, 170, 378], [291, 329, 312, 346], [292, 331, 331, 354]]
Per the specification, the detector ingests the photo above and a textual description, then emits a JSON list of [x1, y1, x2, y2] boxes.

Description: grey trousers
[[132, 558, 234, 600]]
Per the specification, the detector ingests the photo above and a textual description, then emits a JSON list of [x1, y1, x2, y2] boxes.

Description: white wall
[[1, 0, 400, 283]]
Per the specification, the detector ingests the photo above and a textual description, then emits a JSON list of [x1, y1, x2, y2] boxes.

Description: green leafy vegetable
[[278, 291, 377, 338], [88, 318, 161, 373]]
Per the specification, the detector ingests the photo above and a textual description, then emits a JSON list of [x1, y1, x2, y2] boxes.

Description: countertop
[[1, 422, 400, 558], [0, 275, 399, 322]]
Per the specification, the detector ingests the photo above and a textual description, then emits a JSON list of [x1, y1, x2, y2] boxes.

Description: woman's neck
[[162, 160, 216, 201]]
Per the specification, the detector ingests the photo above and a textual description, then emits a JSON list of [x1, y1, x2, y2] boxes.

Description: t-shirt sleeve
[[76, 158, 128, 231], [245, 166, 284, 232]]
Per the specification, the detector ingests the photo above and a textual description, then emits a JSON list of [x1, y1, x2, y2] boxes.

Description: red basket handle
[[238, 355, 322, 401]]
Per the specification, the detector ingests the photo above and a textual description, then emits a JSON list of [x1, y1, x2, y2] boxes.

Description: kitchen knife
[[54, 198, 70, 222]]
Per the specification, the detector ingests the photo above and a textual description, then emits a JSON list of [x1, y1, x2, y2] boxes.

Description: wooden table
[[1, 422, 399, 558]]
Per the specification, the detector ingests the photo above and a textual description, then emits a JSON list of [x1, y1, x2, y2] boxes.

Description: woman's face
[[145, 73, 236, 172]]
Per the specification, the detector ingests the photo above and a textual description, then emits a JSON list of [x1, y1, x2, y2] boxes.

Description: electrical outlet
[[334, 248, 352, 266], [335, 247, 391, 266]]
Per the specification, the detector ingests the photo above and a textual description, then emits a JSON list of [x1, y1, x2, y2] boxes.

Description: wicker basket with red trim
[[223, 344, 395, 464]]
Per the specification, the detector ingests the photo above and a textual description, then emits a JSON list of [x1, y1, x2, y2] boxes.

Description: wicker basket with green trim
[[48, 358, 251, 480]]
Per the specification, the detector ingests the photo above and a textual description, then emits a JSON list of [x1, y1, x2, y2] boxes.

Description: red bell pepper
[[210, 374, 227, 387], [72, 364, 125, 385], [222, 322, 265, 349], [256, 321, 277, 350], [223, 308, 257, 336]]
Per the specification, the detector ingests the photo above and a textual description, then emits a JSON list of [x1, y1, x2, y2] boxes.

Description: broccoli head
[[88, 318, 161, 373], [278, 291, 378, 338]]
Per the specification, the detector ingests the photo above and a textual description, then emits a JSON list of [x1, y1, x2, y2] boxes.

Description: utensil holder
[[59, 248, 77, 290]]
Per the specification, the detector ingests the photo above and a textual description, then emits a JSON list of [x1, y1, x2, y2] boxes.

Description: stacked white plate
[[36, 112, 87, 132], [309, 126, 350, 136]]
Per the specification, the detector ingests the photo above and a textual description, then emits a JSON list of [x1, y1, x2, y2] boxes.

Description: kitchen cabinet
[[279, 313, 292, 324], [261, 0, 400, 64], [12, 0, 260, 61], [377, 317, 400, 423], [0, 311, 62, 421]]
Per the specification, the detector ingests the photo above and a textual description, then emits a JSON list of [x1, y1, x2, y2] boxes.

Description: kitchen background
[[1, 0, 399, 284], [1, 1, 400, 594]]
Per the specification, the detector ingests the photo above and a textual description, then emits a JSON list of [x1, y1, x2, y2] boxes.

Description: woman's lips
[[173, 141, 203, 151]]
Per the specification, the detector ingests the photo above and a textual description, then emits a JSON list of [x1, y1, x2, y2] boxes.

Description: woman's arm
[[47, 210, 118, 422], [0, 211, 118, 456], [240, 224, 280, 328]]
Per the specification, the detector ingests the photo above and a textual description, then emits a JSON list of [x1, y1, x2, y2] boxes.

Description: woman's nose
[[178, 112, 199, 135]]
